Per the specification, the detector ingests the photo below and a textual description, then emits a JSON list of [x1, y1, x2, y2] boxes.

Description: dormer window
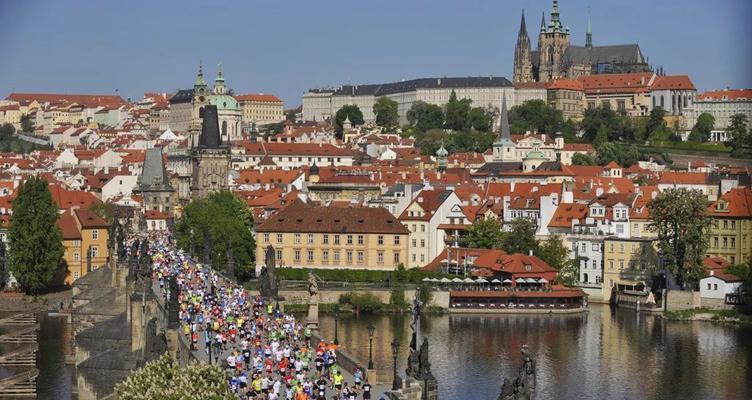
[[716, 201, 728, 212]]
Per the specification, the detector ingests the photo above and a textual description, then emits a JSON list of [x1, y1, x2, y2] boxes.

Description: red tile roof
[[708, 187, 752, 218], [651, 75, 695, 90], [237, 141, 358, 157], [548, 79, 584, 91], [549, 203, 589, 228], [57, 212, 81, 239], [578, 72, 654, 94], [6, 93, 126, 108], [697, 89, 752, 101], [235, 93, 283, 103], [74, 209, 109, 228]]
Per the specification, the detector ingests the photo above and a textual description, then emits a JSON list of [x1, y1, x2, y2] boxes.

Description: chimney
[[528, 250, 533, 256], [710, 270, 715, 276]]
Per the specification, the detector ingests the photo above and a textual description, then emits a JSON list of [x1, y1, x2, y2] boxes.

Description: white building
[[699, 271, 742, 300], [685, 89, 752, 141], [303, 76, 525, 124]]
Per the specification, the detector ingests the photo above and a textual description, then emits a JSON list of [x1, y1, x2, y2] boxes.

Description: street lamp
[[391, 338, 401, 390], [333, 308, 340, 345], [367, 323, 375, 370]]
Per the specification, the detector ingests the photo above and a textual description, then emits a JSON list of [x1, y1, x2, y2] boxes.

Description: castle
[[513, 1, 651, 83]]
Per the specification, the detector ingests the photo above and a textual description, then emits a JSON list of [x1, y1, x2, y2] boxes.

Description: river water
[[28, 305, 752, 399], [316, 304, 752, 400]]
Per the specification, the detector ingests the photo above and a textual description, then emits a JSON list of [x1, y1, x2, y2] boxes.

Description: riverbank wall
[[254, 287, 452, 310]]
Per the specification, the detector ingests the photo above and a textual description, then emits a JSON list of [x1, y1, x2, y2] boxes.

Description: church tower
[[213, 64, 226, 95], [492, 96, 515, 162], [586, 11, 593, 49], [190, 62, 210, 147], [513, 10, 533, 83], [537, 0, 570, 82], [191, 104, 230, 199]]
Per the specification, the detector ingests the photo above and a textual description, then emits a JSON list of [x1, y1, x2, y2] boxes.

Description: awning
[[452, 278, 464, 283], [463, 278, 475, 284], [515, 278, 526, 283], [525, 278, 537, 283], [491, 279, 502, 283], [502, 279, 513, 283], [422, 277, 433, 282], [439, 278, 451, 283], [538, 278, 549, 283], [476, 278, 488, 283]]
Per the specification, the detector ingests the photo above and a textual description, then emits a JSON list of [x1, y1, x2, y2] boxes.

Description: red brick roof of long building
[[6, 93, 126, 108]]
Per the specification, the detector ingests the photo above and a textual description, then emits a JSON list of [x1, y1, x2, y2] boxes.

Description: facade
[[706, 187, 752, 265], [191, 105, 231, 199], [254, 202, 410, 271], [685, 89, 752, 140], [235, 94, 284, 127], [602, 237, 660, 301], [303, 77, 515, 124], [232, 141, 359, 170], [58, 209, 110, 284], [513, 1, 650, 83], [546, 79, 585, 120]]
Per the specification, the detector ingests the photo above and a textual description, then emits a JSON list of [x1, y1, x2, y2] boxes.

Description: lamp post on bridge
[[391, 338, 401, 390], [367, 323, 375, 370], [333, 308, 340, 345]]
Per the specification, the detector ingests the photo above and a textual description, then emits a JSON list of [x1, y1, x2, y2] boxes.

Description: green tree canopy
[[503, 217, 539, 255], [538, 235, 577, 286], [176, 191, 255, 279], [688, 112, 715, 143], [0, 123, 15, 140], [115, 354, 233, 400], [407, 101, 444, 132], [561, 119, 578, 143], [726, 257, 752, 295], [726, 113, 750, 154], [509, 99, 563, 135], [461, 217, 506, 249], [645, 106, 668, 139], [571, 152, 596, 166], [20, 115, 33, 133], [648, 188, 711, 288], [334, 105, 364, 131], [467, 107, 493, 132], [9, 176, 65, 293], [595, 142, 642, 167], [373, 96, 399, 130], [444, 90, 473, 131]]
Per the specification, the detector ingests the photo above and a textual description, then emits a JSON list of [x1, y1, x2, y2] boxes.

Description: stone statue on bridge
[[258, 245, 278, 301], [498, 345, 536, 400], [406, 292, 422, 378], [305, 271, 320, 330]]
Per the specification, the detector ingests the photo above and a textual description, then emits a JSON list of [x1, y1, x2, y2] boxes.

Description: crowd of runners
[[130, 233, 379, 400]]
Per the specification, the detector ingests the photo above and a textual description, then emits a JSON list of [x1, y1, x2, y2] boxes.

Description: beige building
[[602, 237, 660, 301], [547, 79, 585, 120], [706, 187, 752, 265], [57, 209, 110, 284], [255, 202, 410, 271], [235, 94, 284, 126]]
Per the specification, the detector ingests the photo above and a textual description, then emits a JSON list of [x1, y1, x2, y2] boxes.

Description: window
[[411, 224, 416, 232], [420, 239, 426, 248], [394, 236, 400, 245], [412, 254, 416, 262], [620, 244, 625, 254], [609, 261, 613, 270], [295, 233, 301, 244], [307, 250, 314, 262], [357, 251, 364, 264], [74, 252, 80, 262], [323, 234, 329, 245], [619, 261, 624, 270], [731, 221, 736, 229], [358, 235, 364, 245], [307, 234, 314, 244], [378, 235, 384, 245], [714, 284, 718, 290], [731, 238, 736, 249], [276, 249, 282, 261], [412, 239, 417, 247], [723, 220, 728, 229], [393, 252, 400, 265], [346, 251, 353, 264], [73, 271, 80, 279], [377, 251, 384, 264], [276, 233, 283, 243], [333, 251, 340, 264], [323, 250, 329, 263], [616, 225, 624, 234], [421, 254, 425, 262], [592, 243, 599, 252], [263, 233, 270, 243], [294, 249, 301, 262], [347, 235, 353, 245], [723, 238, 728, 248], [334, 235, 340, 245], [92, 230, 98, 240], [581, 243, 586, 253], [713, 237, 718, 248], [707, 283, 711, 290], [421, 225, 425, 233]]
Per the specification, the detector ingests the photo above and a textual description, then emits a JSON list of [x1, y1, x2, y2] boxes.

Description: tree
[[595, 142, 641, 167], [467, 107, 492, 132], [571, 152, 596, 166], [20, 115, 33, 133], [688, 113, 714, 143], [414, 128, 450, 155], [461, 217, 506, 249], [645, 106, 667, 139], [538, 235, 576, 286], [8, 176, 65, 293], [648, 188, 711, 288], [444, 90, 472, 131], [726, 113, 749, 155], [407, 101, 444, 132], [334, 105, 364, 131], [176, 191, 255, 279], [373, 97, 399, 130], [561, 119, 577, 142], [509, 99, 563, 135], [726, 257, 752, 295], [503, 217, 539, 255], [89, 201, 114, 224], [115, 354, 233, 400], [0, 123, 15, 140]]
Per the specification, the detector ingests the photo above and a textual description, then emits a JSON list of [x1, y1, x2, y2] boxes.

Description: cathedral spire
[[540, 12, 546, 33], [518, 9, 528, 37], [550, 0, 563, 32], [586, 9, 593, 48], [195, 60, 206, 89]]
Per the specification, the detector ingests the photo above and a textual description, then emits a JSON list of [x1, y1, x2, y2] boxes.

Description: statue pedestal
[[305, 302, 319, 331]]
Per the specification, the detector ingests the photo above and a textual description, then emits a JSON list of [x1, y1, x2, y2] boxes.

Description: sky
[[1, 0, 750, 107]]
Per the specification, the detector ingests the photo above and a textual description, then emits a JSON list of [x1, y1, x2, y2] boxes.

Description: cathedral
[[513, 1, 651, 83]]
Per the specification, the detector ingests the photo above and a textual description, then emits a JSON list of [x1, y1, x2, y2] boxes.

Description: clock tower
[[190, 62, 210, 147], [191, 104, 230, 199]]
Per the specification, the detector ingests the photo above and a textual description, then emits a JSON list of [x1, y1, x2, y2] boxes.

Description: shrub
[[389, 286, 407, 306], [348, 292, 383, 313]]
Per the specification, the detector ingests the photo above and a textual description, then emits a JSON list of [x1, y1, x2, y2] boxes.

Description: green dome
[[208, 94, 239, 111], [436, 145, 449, 157]]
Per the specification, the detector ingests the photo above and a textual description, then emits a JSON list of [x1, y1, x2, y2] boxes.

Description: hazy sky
[[1, 0, 750, 107]]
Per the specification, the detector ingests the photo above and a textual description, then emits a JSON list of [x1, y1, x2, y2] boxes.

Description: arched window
[[222, 121, 227, 136]]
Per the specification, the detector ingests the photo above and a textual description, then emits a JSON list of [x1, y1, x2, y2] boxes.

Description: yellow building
[[255, 202, 409, 270], [602, 237, 660, 301], [235, 94, 284, 126], [58, 209, 110, 284], [706, 188, 752, 265]]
